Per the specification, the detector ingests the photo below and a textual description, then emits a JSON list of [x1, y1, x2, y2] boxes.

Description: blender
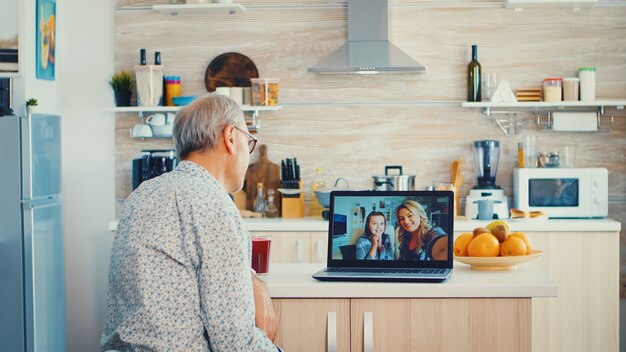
[[464, 140, 509, 220]]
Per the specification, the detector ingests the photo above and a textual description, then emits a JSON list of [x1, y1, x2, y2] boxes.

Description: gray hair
[[173, 93, 245, 159]]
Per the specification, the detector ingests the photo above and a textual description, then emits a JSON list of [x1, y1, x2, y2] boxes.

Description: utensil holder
[[135, 65, 164, 107], [281, 181, 303, 218]]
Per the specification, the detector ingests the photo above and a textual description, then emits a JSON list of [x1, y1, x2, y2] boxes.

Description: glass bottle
[[310, 168, 326, 217], [139, 48, 146, 65], [264, 189, 278, 218], [254, 182, 266, 216], [517, 142, 525, 168], [468, 44, 482, 102]]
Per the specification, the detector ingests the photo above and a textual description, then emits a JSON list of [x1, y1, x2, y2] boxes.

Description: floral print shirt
[[101, 161, 278, 352]]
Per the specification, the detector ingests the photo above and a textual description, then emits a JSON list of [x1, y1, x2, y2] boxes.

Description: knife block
[[281, 181, 303, 218]]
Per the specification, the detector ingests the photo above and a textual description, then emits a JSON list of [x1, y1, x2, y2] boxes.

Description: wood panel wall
[[114, 0, 626, 293]]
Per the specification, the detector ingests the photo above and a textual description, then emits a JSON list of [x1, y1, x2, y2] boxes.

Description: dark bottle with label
[[467, 44, 481, 102], [140, 48, 147, 65]]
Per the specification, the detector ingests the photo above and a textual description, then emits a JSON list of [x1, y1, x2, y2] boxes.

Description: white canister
[[579, 67, 596, 101]]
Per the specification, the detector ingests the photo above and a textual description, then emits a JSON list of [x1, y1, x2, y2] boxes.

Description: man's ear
[[223, 125, 237, 155]]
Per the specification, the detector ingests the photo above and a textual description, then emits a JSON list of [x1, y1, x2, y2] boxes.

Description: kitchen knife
[[286, 158, 293, 182], [281, 159, 287, 181], [293, 158, 300, 181]]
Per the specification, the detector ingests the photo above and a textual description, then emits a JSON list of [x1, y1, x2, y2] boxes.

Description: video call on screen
[[330, 195, 451, 261]]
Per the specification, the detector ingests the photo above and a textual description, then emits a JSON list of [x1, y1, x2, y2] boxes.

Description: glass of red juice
[[251, 236, 272, 274]]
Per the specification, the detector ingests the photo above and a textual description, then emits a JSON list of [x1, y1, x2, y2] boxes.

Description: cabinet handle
[[327, 311, 337, 352], [296, 239, 304, 263], [316, 239, 325, 262], [364, 311, 374, 352]]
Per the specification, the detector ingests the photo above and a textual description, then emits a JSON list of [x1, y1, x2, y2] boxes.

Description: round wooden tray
[[204, 52, 259, 92], [454, 250, 544, 271]]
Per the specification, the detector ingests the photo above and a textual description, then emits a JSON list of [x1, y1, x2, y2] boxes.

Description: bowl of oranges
[[453, 220, 543, 271]]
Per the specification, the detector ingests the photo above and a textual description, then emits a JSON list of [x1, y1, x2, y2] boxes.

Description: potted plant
[[109, 70, 134, 107], [26, 98, 38, 115]]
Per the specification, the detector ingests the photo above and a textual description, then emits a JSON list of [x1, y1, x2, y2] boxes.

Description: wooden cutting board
[[245, 144, 281, 213]]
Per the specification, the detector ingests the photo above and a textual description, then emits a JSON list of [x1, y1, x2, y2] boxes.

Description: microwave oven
[[513, 168, 608, 218]]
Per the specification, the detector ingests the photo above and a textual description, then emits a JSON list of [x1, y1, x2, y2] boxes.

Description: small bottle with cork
[[254, 182, 266, 216]]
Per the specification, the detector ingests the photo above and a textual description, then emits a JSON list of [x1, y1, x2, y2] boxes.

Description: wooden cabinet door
[[527, 231, 619, 352], [350, 299, 412, 352], [351, 298, 530, 352], [252, 231, 311, 263], [273, 298, 351, 352], [310, 232, 328, 263]]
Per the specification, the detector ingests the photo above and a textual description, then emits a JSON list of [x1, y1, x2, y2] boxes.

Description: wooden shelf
[[152, 3, 245, 15], [462, 100, 626, 109], [109, 105, 282, 114], [110, 105, 281, 131]]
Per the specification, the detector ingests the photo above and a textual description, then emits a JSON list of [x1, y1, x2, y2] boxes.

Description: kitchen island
[[108, 217, 620, 351], [245, 217, 620, 352], [264, 263, 556, 352]]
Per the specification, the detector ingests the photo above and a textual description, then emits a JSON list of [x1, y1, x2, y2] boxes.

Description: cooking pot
[[372, 165, 415, 191]]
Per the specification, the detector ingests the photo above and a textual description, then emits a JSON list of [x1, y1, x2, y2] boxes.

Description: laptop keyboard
[[325, 268, 448, 275]]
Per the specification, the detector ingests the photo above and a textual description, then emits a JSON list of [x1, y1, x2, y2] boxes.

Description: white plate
[[509, 215, 548, 222]]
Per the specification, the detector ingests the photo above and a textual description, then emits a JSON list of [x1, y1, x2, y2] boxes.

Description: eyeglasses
[[233, 125, 258, 154]]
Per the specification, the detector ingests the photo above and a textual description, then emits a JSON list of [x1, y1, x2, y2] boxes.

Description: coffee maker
[[132, 149, 178, 190], [464, 140, 509, 220]]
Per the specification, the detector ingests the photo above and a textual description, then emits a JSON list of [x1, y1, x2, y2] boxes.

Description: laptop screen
[[327, 190, 454, 269]]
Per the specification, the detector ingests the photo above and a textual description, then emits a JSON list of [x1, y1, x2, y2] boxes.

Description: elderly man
[[101, 94, 280, 351]]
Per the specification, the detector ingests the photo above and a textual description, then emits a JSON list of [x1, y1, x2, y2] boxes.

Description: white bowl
[[151, 125, 173, 138]]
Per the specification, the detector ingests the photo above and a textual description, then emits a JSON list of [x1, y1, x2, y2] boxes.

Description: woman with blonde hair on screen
[[394, 200, 447, 261]]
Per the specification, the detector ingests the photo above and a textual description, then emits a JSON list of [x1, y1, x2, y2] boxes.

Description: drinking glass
[[523, 135, 538, 168], [251, 235, 272, 274], [482, 72, 498, 101], [562, 145, 576, 168]]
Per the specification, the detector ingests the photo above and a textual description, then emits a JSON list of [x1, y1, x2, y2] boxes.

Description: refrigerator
[[0, 113, 66, 351]]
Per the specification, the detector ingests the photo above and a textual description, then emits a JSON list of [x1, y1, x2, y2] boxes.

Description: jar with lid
[[264, 189, 278, 218], [562, 77, 579, 101], [250, 78, 279, 106], [542, 78, 562, 102], [579, 67, 596, 101]]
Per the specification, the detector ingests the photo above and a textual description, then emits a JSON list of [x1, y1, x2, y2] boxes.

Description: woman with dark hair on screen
[[355, 211, 394, 260], [394, 200, 447, 261]]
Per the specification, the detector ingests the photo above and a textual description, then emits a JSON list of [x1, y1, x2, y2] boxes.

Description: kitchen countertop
[[108, 217, 622, 232], [262, 263, 557, 298]]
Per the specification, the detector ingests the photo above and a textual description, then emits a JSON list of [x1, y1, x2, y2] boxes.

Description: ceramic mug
[[146, 113, 166, 126], [131, 124, 153, 138]]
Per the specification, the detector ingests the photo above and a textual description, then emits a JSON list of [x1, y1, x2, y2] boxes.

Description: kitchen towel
[[491, 80, 517, 103], [552, 112, 598, 131]]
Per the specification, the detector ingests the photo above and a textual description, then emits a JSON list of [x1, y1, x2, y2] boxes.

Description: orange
[[509, 232, 532, 255], [453, 233, 473, 256], [467, 233, 500, 257], [499, 236, 527, 256]]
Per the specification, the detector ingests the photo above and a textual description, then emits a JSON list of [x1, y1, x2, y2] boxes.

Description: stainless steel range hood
[[308, 0, 426, 74]]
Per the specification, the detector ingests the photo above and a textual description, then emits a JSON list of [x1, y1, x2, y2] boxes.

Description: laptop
[[313, 190, 454, 282]]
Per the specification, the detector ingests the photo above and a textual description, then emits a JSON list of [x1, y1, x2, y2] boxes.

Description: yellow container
[[165, 76, 181, 106], [251, 78, 279, 106]]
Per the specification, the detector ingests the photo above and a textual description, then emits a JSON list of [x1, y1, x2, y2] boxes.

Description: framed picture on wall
[[0, 0, 20, 75], [36, 0, 56, 81]]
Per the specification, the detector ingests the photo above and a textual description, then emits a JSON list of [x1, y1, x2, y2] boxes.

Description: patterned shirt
[[101, 161, 277, 352]]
